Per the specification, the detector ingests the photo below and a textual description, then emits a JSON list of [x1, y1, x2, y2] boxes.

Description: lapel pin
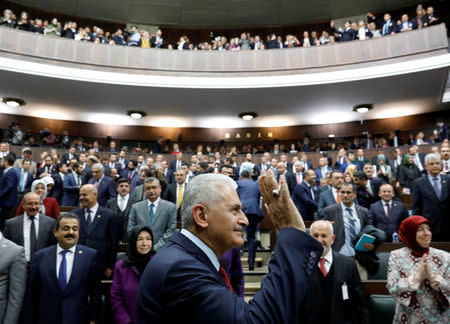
[[443, 180, 446, 183], [394, 203, 397, 207], [97, 215, 101, 218], [78, 250, 83, 254], [1, 244, 6, 248]]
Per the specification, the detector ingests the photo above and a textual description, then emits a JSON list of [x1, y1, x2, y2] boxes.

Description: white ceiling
[[9, 0, 429, 27], [0, 62, 448, 128]]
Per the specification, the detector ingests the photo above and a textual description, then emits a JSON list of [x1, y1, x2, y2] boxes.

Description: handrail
[[0, 24, 447, 75]]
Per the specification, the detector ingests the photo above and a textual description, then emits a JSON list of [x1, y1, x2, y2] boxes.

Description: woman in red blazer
[[16, 178, 60, 219]]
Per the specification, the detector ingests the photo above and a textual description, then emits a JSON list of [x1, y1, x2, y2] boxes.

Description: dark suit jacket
[[301, 251, 368, 324], [61, 153, 78, 165], [0, 168, 19, 207], [368, 200, 408, 241], [276, 172, 297, 195], [88, 176, 117, 207], [236, 179, 263, 219], [137, 229, 322, 323], [166, 183, 179, 206], [36, 165, 55, 178], [322, 204, 371, 252], [14, 167, 34, 193], [62, 172, 80, 206], [150, 36, 164, 48], [24, 244, 100, 324], [318, 188, 336, 218], [356, 178, 384, 209], [73, 207, 118, 272], [120, 169, 141, 194], [397, 164, 421, 188], [50, 173, 64, 205], [3, 214, 56, 254], [314, 166, 333, 184], [412, 175, 450, 241], [292, 182, 318, 221], [106, 196, 135, 242]]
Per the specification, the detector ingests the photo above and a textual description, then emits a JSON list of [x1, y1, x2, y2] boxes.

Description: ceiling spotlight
[[2, 97, 26, 107], [353, 104, 374, 114], [328, 134, 335, 138], [239, 112, 258, 120], [127, 110, 147, 119]]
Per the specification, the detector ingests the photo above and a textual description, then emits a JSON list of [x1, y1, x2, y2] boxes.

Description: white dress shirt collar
[[180, 229, 220, 271], [56, 244, 77, 283], [148, 197, 160, 210], [319, 248, 333, 273], [86, 203, 99, 220]]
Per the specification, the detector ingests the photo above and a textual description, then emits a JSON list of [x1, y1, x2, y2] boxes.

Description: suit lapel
[[423, 177, 439, 199], [78, 209, 89, 237], [65, 245, 82, 293], [440, 177, 448, 201], [48, 245, 63, 294], [88, 209, 103, 236], [37, 214, 46, 246], [18, 215, 25, 246]]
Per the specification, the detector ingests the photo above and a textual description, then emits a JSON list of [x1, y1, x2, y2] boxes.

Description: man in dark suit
[[72, 184, 118, 278], [49, 163, 67, 205], [24, 213, 101, 324], [314, 157, 333, 185], [121, 159, 141, 194], [166, 169, 187, 219], [169, 153, 185, 173], [15, 158, 34, 197], [131, 168, 151, 202], [409, 145, 426, 174], [236, 171, 263, 270], [388, 130, 404, 147], [0, 154, 18, 230], [61, 146, 78, 165], [88, 163, 116, 207], [3, 192, 55, 263], [356, 149, 369, 170], [137, 172, 323, 323], [107, 154, 121, 171], [36, 154, 55, 178], [436, 120, 448, 142], [318, 171, 344, 218], [292, 169, 318, 221], [353, 171, 383, 209], [369, 184, 408, 241], [276, 162, 297, 194], [412, 153, 450, 241], [330, 20, 357, 42], [302, 220, 368, 324], [441, 145, 450, 175], [106, 178, 134, 242], [62, 162, 83, 206], [322, 183, 373, 259], [153, 136, 163, 153]]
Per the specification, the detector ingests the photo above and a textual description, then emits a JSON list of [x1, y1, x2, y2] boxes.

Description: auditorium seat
[[367, 252, 390, 280], [369, 295, 396, 324]]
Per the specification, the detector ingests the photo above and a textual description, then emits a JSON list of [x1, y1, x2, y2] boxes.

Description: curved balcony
[[0, 24, 448, 78]]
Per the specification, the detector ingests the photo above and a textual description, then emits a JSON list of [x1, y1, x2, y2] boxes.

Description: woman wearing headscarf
[[387, 216, 449, 323], [397, 154, 421, 194], [15, 178, 60, 219], [111, 226, 155, 324], [373, 154, 392, 184]]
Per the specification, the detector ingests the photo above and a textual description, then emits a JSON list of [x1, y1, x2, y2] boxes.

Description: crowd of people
[[0, 4, 440, 50], [0, 119, 449, 323]]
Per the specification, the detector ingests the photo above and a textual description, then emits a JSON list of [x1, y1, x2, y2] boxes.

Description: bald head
[[310, 220, 335, 256]]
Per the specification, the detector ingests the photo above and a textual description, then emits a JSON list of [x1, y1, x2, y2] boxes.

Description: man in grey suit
[[0, 231, 27, 324], [3, 192, 56, 263], [131, 168, 152, 202], [128, 177, 177, 251]]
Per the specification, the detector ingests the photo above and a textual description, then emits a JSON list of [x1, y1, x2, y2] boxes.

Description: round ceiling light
[[239, 112, 258, 120], [127, 110, 147, 119], [328, 134, 335, 138], [352, 104, 374, 114], [2, 97, 26, 107]]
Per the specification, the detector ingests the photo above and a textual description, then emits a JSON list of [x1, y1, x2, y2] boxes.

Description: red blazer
[[16, 197, 61, 219]]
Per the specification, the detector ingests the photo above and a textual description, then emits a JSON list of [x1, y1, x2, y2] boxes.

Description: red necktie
[[336, 190, 341, 203], [219, 266, 233, 293], [319, 257, 327, 277]]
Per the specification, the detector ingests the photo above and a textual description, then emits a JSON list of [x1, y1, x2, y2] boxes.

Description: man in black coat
[[302, 220, 368, 324], [106, 178, 135, 242], [412, 153, 450, 241]]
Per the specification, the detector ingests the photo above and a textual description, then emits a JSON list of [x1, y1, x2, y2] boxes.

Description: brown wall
[[1, 110, 449, 144]]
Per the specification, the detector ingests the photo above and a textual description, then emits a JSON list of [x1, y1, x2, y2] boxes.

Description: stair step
[[240, 257, 264, 267]]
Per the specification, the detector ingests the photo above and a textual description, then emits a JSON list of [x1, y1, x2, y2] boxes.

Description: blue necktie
[[383, 21, 388, 35], [19, 171, 25, 192], [86, 209, 92, 227], [59, 250, 68, 290], [346, 207, 357, 241], [432, 178, 441, 199], [149, 203, 155, 223]]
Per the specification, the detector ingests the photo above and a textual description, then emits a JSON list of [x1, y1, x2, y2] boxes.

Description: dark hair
[[56, 162, 65, 172], [353, 171, 368, 180], [22, 158, 32, 165], [117, 178, 130, 186], [2, 154, 15, 166], [199, 162, 209, 170], [330, 170, 342, 179], [240, 170, 250, 178], [55, 212, 80, 230], [341, 182, 356, 192], [73, 162, 81, 169], [129, 159, 138, 167]]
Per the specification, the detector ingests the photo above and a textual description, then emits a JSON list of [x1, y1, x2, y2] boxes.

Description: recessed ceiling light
[[127, 110, 147, 119], [328, 134, 335, 138], [352, 104, 374, 114], [239, 112, 258, 120], [2, 97, 26, 107]]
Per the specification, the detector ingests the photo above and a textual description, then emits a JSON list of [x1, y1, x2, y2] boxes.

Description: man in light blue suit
[[318, 171, 344, 218], [62, 162, 83, 206], [314, 157, 333, 185], [236, 170, 263, 270], [128, 177, 177, 251]]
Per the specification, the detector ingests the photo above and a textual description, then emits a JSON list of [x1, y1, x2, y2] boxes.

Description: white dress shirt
[[180, 229, 219, 271], [23, 212, 39, 262], [319, 248, 333, 273], [19, 168, 29, 192], [56, 244, 76, 284], [85, 203, 99, 223], [331, 187, 339, 202], [59, 172, 65, 182], [118, 193, 129, 212], [148, 197, 160, 215]]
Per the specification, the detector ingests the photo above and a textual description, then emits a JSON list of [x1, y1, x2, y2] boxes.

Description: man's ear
[[192, 204, 208, 229]]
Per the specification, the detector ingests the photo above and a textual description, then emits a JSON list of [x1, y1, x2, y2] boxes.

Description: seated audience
[[16, 179, 60, 219], [302, 220, 368, 324], [387, 216, 450, 323], [368, 184, 408, 241], [111, 226, 155, 324]]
